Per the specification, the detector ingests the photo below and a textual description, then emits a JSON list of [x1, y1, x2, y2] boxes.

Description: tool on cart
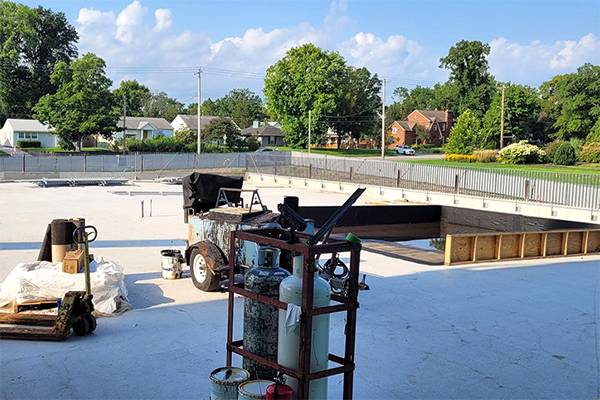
[[0, 225, 98, 341]]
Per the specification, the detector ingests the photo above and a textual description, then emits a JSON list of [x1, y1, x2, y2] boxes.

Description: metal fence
[[1, 151, 598, 210], [248, 153, 600, 211], [0, 151, 290, 174]]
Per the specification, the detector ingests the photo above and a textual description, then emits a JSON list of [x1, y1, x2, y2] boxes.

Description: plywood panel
[[588, 231, 600, 254], [523, 233, 542, 258], [450, 236, 473, 263], [546, 233, 563, 256], [567, 232, 584, 255], [474, 235, 496, 261], [500, 234, 520, 259]]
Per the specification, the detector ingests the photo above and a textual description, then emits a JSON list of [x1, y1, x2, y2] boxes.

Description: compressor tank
[[278, 255, 331, 398], [243, 246, 290, 379]]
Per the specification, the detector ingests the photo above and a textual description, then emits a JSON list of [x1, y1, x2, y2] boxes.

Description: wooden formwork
[[444, 229, 600, 266]]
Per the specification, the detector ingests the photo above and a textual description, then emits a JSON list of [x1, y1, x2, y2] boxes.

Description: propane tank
[[277, 255, 330, 398], [243, 246, 290, 379]]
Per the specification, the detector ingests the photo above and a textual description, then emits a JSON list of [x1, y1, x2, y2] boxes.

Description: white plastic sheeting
[[0, 259, 130, 316]]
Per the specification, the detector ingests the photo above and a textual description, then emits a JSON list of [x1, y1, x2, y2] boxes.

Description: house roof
[[415, 110, 450, 123], [173, 115, 239, 130], [4, 119, 52, 133], [397, 121, 413, 131], [117, 116, 173, 131], [241, 124, 284, 137]]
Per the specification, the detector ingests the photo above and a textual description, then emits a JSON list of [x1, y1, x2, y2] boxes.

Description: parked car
[[255, 147, 274, 152], [395, 145, 415, 156]]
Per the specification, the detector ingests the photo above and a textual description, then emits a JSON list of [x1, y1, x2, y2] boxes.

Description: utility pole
[[500, 85, 505, 149], [196, 67, 202, 155], [381, 78, 386, 160], [122, 96, 127, 154], [308, 110, 311, 154]]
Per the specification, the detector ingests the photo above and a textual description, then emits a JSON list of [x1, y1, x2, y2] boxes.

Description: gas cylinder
[[277, 255, 330, 398], [243, 246, 290, 379]]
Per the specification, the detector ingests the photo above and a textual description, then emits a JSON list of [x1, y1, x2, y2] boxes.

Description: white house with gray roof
[[0, 118, 57, 148], [170, 115, 240, 133], [111, 116, 174, 141]]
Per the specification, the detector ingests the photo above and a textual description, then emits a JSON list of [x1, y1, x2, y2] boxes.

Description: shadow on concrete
[[125, 272, 175, 309]]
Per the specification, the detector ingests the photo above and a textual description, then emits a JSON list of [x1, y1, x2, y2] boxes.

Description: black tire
[[189, 242, 224, 292], [86, 315, 97, 333], [73, 317, 90, 336]]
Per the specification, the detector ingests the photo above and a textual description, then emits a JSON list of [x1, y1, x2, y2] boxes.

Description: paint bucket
[[238, 380, 274, 400], [265, 383, 293, 400], [209, 367, 250, 400], [160, 249, 183, 279]]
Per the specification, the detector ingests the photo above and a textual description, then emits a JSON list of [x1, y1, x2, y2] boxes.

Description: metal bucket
[[161, 249, 183, 280], [238, 380, 274, 400], [209, 367, 250, 400]]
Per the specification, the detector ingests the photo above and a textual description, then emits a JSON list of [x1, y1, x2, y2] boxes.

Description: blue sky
[[19, 0, 600, 104]]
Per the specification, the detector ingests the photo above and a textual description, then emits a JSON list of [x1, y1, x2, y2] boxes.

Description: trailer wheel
[[190, 242, 224, 292]]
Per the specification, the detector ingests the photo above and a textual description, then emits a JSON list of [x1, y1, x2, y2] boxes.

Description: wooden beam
[[562, 232, 569, 256], [582, 231, 589, 254]]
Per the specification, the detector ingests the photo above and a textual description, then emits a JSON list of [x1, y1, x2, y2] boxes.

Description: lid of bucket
[[239, 380, 274, 397], [209, 367, 249, 384]]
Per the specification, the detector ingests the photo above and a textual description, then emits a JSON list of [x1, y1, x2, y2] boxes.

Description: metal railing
[[1, 151, 598, 211], [250, 153, 600, 211]]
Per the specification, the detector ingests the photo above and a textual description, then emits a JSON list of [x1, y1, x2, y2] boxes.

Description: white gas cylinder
[[277, 255, 330, 398]]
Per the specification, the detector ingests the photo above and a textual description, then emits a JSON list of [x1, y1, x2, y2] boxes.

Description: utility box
[[62, 249, 85, 274]]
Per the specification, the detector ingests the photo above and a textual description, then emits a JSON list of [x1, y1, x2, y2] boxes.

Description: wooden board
[[445, 228, 600, 266]]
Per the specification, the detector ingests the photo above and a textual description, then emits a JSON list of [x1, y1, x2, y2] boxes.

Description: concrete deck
[[0, 181, 599, 399]]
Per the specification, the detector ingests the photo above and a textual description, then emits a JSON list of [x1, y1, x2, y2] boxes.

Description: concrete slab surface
[[0, 181, 599, 399]]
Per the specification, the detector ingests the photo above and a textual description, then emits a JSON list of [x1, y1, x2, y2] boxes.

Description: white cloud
[[153, 9, 171, 32], [489, 33, 600, 83], [115, 0, 147, 44]]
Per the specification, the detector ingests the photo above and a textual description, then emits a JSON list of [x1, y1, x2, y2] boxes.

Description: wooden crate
[[62, 250, 84, 274]]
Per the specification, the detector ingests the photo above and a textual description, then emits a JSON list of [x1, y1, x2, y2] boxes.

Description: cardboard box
[[62, 249, 84, 274]]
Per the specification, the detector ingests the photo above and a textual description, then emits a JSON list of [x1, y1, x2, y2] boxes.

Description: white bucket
[[161, 249, 183, 280], [209, 367, 250, 400], [238, 380, 274, 400]]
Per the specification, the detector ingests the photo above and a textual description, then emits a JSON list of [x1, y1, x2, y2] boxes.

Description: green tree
[[0, 2, 78, 124], [444, 109, 483, 154], [480, 84, 544, 147], [540, 64, 600, 141], [185, 89, 265, 129], [174, 128, 195, 145], [142, 92, 183, 122], [33, 53, 119, 150], [328, 66, 381, 145], [440, 40, 496, 115], [113, 80, 151, 117], [264, 44, 348, 148], [203, 118, 240, 148]]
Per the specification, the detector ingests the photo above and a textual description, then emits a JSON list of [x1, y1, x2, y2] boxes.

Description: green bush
[[499, 140, 546, 164], [174, 128, 196, 145], [245, 137, 261, 151], [544, 140, 564, 161], [443, 109, 483, 155], [579, 142, 600, 163], [553, 142, 577, 165], [16, 140, 41, 148], [586, 119, 600, 143]]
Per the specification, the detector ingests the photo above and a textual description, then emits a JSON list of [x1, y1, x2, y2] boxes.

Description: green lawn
[[0, 149, 9, 157], [24, 147, 115, 154], [401, 159, 600, 176], [274, 146, 397, 157]]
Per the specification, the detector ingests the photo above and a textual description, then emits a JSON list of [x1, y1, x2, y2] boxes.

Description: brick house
[[388, 109, 454, 148]]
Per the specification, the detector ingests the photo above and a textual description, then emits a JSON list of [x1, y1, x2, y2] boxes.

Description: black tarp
[[182, 173, 244, 219]]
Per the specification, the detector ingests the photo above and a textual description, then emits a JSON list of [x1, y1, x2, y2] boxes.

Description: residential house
[[170, 115, 240, 133], [241, 121, 285, 147], [0, 118, 57, 148], [388, 109, 454, 148], [114, 116, 174, 140]]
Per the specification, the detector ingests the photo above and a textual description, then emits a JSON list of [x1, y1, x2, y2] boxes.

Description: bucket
[[266, 383, 293, 400], [209, 367, 250, 400], [161, 249, 183, 279], [238, 380, 274, 400]]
